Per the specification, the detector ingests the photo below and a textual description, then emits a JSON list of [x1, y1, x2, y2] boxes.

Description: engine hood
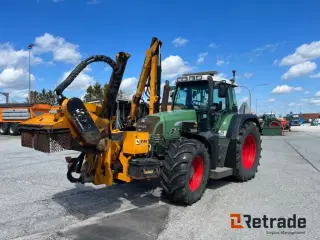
[[136, 109, 197, 139]]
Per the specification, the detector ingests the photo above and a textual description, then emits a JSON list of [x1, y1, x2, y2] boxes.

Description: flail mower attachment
[[21, 128, 72, 153], [20, 52, 130, 153]]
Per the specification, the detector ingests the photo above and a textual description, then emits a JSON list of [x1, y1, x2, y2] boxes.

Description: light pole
[[0, 92, 9, 103], [239, 83, 268, 112], [28, 43, 34, 102]]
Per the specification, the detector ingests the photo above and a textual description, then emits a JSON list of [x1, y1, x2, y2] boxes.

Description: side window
[[231, 87, 237, 108], [213, 88, 226, 111], [192, 89, 209, 104], [175, 90, 187, 105]]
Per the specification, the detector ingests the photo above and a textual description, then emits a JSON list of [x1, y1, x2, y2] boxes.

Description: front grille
[[21, 128, 72, 153]]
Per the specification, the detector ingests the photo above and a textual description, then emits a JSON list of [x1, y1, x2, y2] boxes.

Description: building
[[301, 113, 320, 123]]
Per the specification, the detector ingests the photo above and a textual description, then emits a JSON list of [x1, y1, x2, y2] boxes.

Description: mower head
[[20, 52, 131, 153]]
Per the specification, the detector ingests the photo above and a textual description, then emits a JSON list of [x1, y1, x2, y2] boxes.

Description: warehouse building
[[301, 113, 320, 123]]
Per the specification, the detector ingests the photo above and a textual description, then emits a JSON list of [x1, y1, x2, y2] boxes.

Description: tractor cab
[[171, 71, 238, 132]]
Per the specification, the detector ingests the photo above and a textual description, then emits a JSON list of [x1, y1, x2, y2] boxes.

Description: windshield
[[173, 82, 209, 110]]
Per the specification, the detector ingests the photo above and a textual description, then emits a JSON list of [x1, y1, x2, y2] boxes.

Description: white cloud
[[239, 97, 248, 103], [281, 61, 317, 80], [244, 72, 253, 79], [216, 59, 224, 67], [120, 77, 137, 91], [271, 85, 303, 94], [0, 43, 44, 69], [58, 69, 95, 91], [172, 37, 189, 47], [279, 41, 320, 66], [0, 67, 35, 89], [34, 33, 81, 64], [288, 102, 302, 107], [268, 98, 275, 102], [315, 91, 320, 97], [280, 53, 308, 66], [161, 55, 194, 79], [309, 72, 320, 78], [296, 41, 320, 59], [209, 42, 217, 48], [53, 44, 81, 64], [197, 52, 208, 64], [309, 98, 320, 105], [253, 44, 279, 54], [0, 88, 29, 103], [304, 90, 310, 94]]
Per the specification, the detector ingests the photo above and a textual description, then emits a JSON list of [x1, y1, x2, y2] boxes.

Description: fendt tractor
[[20, 51, 262, 205], [259, 113, 283, 136]]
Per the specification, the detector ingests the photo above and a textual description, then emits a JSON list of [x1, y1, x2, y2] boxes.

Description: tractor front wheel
[[160, 138, 210, 205], [234, 121, 262, 181]]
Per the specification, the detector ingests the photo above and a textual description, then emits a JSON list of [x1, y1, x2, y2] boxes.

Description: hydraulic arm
[[126, 37, 162, 126]]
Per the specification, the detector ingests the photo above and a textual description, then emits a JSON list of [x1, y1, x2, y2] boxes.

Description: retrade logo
[[230, 214, 243, 229], [229, 214, 306, 230]]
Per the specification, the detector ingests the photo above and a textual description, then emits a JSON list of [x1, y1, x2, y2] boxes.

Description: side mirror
[[232, 105, 238, 112], [218, 84, 228, 98]]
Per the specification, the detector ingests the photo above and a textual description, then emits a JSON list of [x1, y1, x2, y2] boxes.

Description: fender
[[181, 131, 219, 170], [226, 114, 262, 139]]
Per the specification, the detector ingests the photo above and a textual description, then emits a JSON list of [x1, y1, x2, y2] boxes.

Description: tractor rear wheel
[[0, 123, 9, 135], [269, 121, 280, 127], [233, 121, 261, 181], [160, 138, 210, 205]]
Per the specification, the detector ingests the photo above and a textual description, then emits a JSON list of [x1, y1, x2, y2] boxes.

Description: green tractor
[[136, 70, 262, 205], [259, 113, 283, 136]]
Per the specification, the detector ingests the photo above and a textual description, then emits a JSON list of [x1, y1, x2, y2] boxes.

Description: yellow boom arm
[[127, 37, 162, 125]]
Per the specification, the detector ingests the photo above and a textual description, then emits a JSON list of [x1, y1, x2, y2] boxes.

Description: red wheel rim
[[242, 134, 257, 169], [189, 156, 204, 192], [270, 121, 279, 127]]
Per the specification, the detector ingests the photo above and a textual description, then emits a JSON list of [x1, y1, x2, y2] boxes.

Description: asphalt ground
[[0, 125, 319, 240]]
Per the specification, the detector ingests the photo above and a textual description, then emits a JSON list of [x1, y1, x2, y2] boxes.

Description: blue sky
[[0, 0, 319, 115]]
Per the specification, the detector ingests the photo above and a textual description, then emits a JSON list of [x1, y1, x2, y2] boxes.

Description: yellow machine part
[[92, 131, 149, 185], [20, 99, 110, 152]]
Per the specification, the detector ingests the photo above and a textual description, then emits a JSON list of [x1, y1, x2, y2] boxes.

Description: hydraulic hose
[[54, 55, 117, 105]]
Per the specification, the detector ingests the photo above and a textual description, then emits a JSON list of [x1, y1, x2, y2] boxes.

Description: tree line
[[25, 83, 127, 105]]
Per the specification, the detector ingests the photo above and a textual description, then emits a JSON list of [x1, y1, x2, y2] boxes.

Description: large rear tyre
[[8, 123, 20, 136], [160, 138, 210, 205], [0, 123, 9, 135], [233, 121, 262, 181], [268, 120, 281, 127]]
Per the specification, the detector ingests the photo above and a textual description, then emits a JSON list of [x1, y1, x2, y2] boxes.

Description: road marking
[[283, 138, 320, 172]]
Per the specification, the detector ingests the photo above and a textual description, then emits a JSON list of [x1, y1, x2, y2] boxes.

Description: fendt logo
[[230, 213, 306, 232]]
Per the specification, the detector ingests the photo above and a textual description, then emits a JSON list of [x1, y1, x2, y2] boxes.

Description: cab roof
[[176, 71, 238, 87]]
